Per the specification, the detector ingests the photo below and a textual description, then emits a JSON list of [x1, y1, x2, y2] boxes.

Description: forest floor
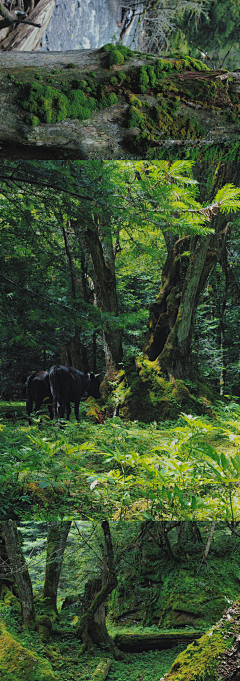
[[1, 398, 240, 521]]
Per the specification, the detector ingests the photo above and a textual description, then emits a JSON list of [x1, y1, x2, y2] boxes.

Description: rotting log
[[114, 631, 203, 652], [90, 658, 113, 680], [0, 48, 240, 159]]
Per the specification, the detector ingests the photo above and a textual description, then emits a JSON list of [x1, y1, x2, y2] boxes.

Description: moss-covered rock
[[0, 622, 56, 681]]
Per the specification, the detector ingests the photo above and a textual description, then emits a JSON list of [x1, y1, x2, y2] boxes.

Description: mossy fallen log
[[114, 631, 203, 653], [90, 658, 113, 680], [0, 46, 240, 158]]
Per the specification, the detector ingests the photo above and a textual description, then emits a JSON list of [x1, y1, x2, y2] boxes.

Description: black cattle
[[49, 365, 101, 424], [26, 371, 53, 424]]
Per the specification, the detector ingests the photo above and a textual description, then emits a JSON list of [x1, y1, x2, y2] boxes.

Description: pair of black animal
[[26, 365, 101, 424]]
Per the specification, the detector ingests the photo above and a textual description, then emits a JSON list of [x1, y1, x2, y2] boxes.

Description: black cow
[[49, 365, 101, 424], [26, 371, 53, 424]]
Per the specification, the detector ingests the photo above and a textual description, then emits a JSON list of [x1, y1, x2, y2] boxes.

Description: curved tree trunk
[[61, 222, 89, 372], [77, 521, 128, 661], [144, 231, 217, 378]]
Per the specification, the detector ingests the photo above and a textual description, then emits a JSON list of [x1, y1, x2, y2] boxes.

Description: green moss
[[19, 81, 99, 124], [118, 72, 126, 83], [128, 93, 142, 108], [17, 53, 238, 142], [65, 62, 76, 69], [0, 622, 56, 681], [108, 92, 118, 105], [117, 357, 195, 421], [147, 65, 157, 87], [21, 82, 69, 123], [25, 115, 40, 126], [128, 106, 145, 129], [78, 79, 87, 88], [36, 615, 52, 643], [139, 65, 149, 93], [109, 49, 124, 67], [103, 43, 133, 68], [34, 73, 42, 80]]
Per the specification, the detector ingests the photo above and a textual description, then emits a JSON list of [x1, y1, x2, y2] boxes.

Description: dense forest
[[1, 3, 240, 679], [1, 158, 240, 680]]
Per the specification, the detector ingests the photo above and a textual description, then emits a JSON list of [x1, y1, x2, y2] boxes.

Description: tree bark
[[0, 524, 18, 598], [2, 520, 36, 628], [42, 520, 71, 617], [0, 49, 239, 158]]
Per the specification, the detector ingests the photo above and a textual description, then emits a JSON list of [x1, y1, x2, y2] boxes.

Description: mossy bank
[[109, 356, 216, 422]]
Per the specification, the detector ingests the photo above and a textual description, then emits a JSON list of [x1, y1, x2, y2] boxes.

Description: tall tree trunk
[[61, 222, 89, 372], [77, 218, 123, 378], [2, 520, 35, 629], [144, 159, 240, 380], [42, 520, 71, 617]]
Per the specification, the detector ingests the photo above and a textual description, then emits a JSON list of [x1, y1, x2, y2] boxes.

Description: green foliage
[[108, 523, 240, 630], [172, 0, 240, 71]]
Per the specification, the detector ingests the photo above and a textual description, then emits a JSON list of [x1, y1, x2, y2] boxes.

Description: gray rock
[[37, 0, 139, 52]]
